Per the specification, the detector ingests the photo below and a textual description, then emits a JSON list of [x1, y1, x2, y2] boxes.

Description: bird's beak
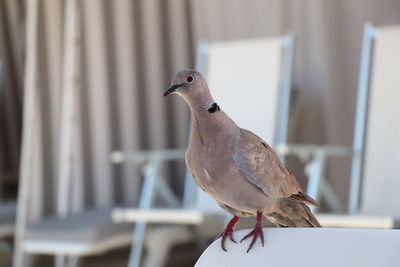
[[163, 83, 184, 97]]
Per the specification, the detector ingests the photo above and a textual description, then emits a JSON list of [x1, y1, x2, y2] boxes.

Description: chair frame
[[112, 34, 297, 267], [348, 23, 376, 214], [13, 0, 141, 266], [310, 23, 400, 228]]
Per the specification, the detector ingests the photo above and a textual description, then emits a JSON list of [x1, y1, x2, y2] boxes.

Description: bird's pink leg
[[240, 211, 264, 253], [217, 215, 240, 252]]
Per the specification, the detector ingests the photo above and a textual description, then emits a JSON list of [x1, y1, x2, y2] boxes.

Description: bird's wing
[[233, 128, 306, 201]]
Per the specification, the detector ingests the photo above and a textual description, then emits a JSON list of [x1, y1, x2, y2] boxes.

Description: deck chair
[[316, 23, 400, 227], [112, 34, 340, 267], [111, 35, 297, 267], [12, 2, 134, 266], [195, 228, 400, 267]]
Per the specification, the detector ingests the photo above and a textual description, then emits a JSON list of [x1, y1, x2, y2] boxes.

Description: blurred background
[[0, 0, 400, 266]]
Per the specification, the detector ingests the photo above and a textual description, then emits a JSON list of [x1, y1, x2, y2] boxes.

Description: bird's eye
[[186, 75, 194, 83]]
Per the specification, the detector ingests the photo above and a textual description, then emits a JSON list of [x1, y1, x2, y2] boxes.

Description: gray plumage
[[164, 69, 320, 249]]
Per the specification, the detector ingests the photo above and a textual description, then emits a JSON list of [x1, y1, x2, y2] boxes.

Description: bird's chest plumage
[[184, 112, 279, 215], [186, 123, 238, 192]]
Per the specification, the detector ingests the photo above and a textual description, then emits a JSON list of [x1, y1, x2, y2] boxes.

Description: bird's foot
[[217, 215, 240, 252], [240, 211, 264, 253]]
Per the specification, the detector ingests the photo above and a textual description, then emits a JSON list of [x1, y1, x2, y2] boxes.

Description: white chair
[[195, 228, 400, 267], [316, 23, 400, 227], [112, 35, 296, 267], [112, 34, 342, 267], [13, 1, 135, 266], [184, 35, 297, 217]]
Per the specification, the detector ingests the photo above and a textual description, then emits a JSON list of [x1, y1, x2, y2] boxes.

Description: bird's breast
[[185, 115, 241, 190]]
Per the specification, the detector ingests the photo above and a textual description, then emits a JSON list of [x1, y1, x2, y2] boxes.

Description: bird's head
[[164, 69, 216, 113]]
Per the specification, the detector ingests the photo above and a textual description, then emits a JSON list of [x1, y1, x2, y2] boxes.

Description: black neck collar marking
[[207, 102, 220, 113]]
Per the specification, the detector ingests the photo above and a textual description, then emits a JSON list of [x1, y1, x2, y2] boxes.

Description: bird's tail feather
[[268, 199, 321, 228], [288, 192, 320, 207], [302, 204, 321, 227]]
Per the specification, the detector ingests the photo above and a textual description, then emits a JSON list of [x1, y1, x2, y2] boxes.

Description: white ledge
[[196, 228, 400, 267]]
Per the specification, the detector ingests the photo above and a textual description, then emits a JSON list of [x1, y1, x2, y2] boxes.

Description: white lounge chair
[[316, 23, 400, 227], [112, 34, 297, 267], [13, 1, 134, 266], [112, 34, 344, 267]]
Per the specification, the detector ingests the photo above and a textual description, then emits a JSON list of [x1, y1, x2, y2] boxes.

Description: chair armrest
[[316, 214, 397, 229], [112, 145, 352, 164], [277, 144, 352, 213], [110, 149, 186, 165], [276, 144, 353, 160], [112, 208, 204, 225]]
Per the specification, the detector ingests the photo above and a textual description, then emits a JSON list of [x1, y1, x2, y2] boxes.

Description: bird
[[163, 69, 321, 253]]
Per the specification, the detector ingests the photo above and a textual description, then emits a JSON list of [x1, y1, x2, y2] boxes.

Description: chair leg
[[142, 226, 192, 267], [66, 255, 79, 267], [306, 153, 343, 213], [127, 160, 160, 267], [13, 250, 33, 267], [56, 255, 65, 267], [306, 154, 325, 213], [127, 222, 147, 267], [320, 178, 343, 212]]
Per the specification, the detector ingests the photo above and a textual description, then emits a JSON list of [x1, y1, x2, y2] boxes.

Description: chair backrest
[[183, 35, 295, 212], [349, 24, 400, 215]]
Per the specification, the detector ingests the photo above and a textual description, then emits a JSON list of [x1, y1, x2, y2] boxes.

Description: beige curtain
[[1, 0, 400, 216]]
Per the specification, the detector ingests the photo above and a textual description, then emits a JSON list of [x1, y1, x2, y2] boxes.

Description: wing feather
[[233, 128, 304, 200]]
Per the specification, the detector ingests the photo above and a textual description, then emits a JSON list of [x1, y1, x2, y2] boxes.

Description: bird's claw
[[229, 232, 237, 243], [219, 227, 236, 251], [240, 211, 264, 253], [217, 215, 240, 252]]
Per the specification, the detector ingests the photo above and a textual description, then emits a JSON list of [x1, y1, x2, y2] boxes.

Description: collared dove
[[164, 69, 320, 253]]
